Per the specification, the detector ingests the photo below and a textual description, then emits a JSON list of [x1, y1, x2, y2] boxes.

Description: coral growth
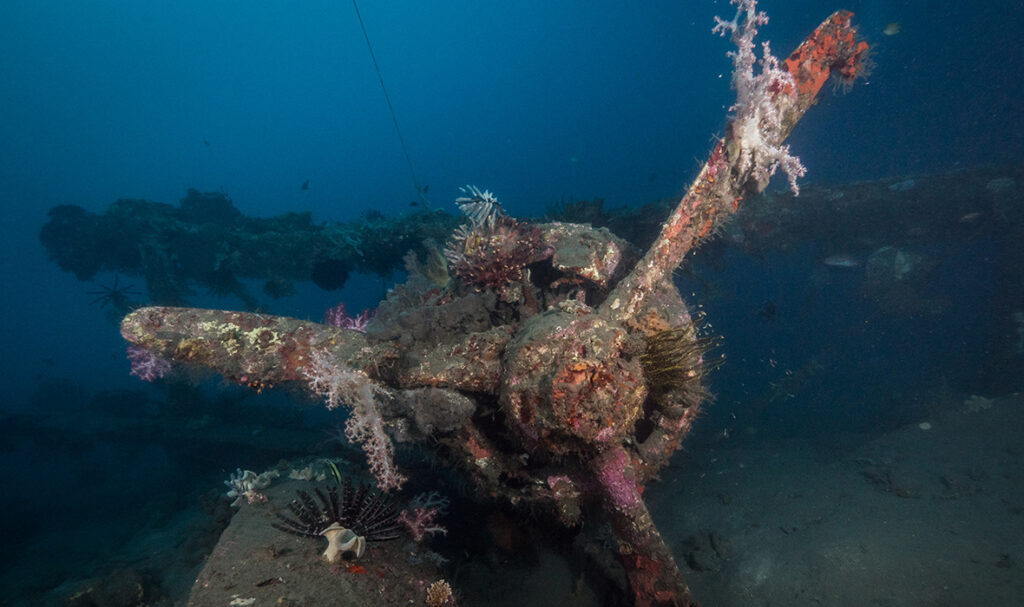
[[425, 580, 456, 607], [224, 468, 279, 507], [87, 275, 142, 314], [640, 323, 718, 398], [304, 348, 406, 491], [126, 344, 171, 382], [323, 302, 375, 332], [397, 491, 449, 542], [714, 0, 806, 194]]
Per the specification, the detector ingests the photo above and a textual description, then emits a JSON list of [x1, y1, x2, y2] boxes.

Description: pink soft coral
[[126, 345, 171, 382], [713, 0, 806, 194], [303, 347, 406, 491], [324, 302, 375, 332]]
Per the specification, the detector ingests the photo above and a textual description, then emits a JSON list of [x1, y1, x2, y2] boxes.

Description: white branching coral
[[303, 348, 407, 491], [224, 468, 279, 506], [713, 0, 806, 194]]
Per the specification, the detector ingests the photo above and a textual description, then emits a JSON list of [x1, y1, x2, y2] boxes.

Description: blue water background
[[0, 0, 1021, 598], [3, 0, 1020, 406]]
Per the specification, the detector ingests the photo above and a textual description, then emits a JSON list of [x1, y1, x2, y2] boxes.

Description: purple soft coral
[[126, 344, 171, 382], [324, 302, 375, 332]]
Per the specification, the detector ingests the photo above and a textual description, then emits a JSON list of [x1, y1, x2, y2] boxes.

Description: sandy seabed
[[5, 393, 1021, 607], [194, 393, 1024, 607], [649, 393, 1024, 607]]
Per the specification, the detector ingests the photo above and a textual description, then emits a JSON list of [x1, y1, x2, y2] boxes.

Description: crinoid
[[640, 320, 721, 399], [87, 274, 142, 313], [272, 478, 401, 562]]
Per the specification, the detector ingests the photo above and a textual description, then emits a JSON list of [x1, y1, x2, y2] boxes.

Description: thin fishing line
[[351, 0, 427, 206]]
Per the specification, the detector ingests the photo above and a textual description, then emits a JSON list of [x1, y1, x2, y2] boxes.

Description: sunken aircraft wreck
[[115, 3, 870, 605]]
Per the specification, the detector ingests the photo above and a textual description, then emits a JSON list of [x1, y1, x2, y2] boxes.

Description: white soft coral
[[714, 0, 806, 194], [304, 348, 407, 492], [224, 468, 279, 506]]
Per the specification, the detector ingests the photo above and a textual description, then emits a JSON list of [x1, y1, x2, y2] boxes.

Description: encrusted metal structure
[[120, 7, 869, 606]]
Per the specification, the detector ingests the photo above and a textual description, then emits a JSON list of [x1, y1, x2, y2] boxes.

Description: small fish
[[202, 138, 211, 147], [421, 184, 429, 194], [409, 201, 419, 207], [883, 22, 901, 36], [326, 460, 343, 485], [959, 212, 981, 223], [300, 179, 310, 190], [823, 254, 860, 268], [648, 172, 658, 182], [757, 301, 777, 322], [888, 178, 916, 192]]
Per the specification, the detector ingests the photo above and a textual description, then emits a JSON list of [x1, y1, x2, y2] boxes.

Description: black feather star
[[272, 478, 400, 562], [87, 275, 142, 312]]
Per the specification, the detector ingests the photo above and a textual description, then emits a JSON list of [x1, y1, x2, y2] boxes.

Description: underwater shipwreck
[[39, 2, 886, 606]]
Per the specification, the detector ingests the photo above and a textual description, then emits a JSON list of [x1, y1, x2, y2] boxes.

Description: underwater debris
[[272, 479, 401, 562], [39, 190, 459, 306], [119, 3, 871, 605]]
